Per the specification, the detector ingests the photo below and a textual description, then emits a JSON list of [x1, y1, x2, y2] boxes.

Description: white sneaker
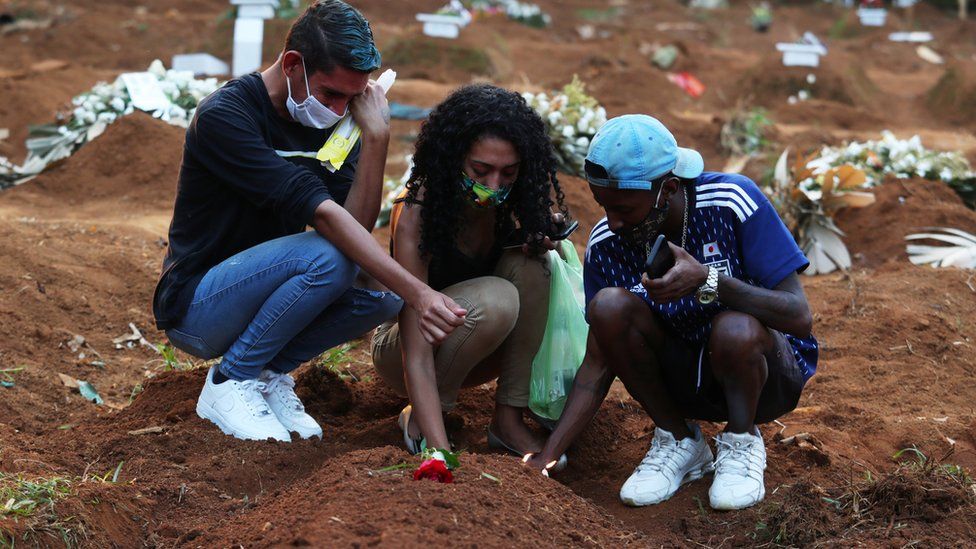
[[709, 430, 767, 510], [259, 370, 322, 439], [619, 423, 714, 506], [196, 366, 291, 442]]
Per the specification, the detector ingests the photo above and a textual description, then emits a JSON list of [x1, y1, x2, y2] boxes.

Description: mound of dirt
[[4, 113, 183, 210], [199, 446, 645, 547], [860, 457, 976, 524], [835, 178, 976, 269], [736, 54, 879, 113], [927, 63, 976, 127], [753, 481, 840, 546]]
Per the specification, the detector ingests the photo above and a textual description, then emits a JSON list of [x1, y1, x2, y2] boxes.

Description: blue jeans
[[166, 231, 403, 380]]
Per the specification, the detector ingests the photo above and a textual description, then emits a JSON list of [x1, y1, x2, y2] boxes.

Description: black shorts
[[659, 327, 806, 424]]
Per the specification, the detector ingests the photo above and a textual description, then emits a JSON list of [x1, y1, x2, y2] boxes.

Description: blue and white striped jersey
[[583, 172, 819, 381]]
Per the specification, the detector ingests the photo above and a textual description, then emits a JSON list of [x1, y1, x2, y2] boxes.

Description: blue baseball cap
[[585, 114, 704, 190]]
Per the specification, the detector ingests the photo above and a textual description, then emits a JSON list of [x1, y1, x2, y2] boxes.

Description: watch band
[[697, 266, 719, 304]]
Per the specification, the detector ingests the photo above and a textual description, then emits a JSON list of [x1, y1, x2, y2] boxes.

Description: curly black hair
[[405, 83, 569, 261]]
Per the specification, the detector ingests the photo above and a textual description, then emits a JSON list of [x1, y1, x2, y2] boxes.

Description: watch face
[[698, 291, 717, 305]]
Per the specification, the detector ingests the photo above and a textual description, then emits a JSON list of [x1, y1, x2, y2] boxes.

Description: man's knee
[[587, 287, 644, 332], [352, 288, 404, 331], [301, 236, 358, 289], [708, 311, 772, 370]]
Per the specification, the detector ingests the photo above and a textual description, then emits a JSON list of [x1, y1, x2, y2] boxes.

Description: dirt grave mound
[[835, 178, 976, 269], [926, 63, 976, 128], [2, 112, 183, 212], [199, 446, 645, 547], [736, 54, 880, 116]]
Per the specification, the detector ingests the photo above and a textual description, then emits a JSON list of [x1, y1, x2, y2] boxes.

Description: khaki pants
[[371, 250, 550, 410]]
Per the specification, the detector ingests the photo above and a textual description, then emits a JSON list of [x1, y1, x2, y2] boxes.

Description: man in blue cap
[[524, 115, 818, 511]]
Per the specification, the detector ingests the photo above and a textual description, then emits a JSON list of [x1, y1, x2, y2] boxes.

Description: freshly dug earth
[[836, 177, 976, 269], [2, 0, 976, 547]]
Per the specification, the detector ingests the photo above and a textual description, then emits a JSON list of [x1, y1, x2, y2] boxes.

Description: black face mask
[[615, 185, 669, 246]]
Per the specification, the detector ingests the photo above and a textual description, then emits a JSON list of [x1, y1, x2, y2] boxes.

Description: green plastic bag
[[529, 240, 589, 420]]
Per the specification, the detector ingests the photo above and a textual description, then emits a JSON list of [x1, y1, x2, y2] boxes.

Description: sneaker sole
[[196, 401, 289, 442], [277, 420, 323, 440], [620, 461, 715, 507], [709, 486, 766, 511]]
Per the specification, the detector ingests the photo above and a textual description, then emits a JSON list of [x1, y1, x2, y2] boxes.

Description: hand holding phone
[[502, 219, 579, 249], [644, 234, 675, 279], [548, 219, 579, 241]]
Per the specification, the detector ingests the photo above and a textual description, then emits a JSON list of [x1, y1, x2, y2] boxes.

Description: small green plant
[[155, 344, 194, 372], [317, 343, 358, 381], [828, 16, 858, 40], [84, 462, 125, 484], [721, 107, 774, 157], [128, 383, 143, 404]]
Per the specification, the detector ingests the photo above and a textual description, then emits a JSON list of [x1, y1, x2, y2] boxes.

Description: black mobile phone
[[549, 219, 579, 241], [502, 220, 580, 249], [644, 234, 675, 279]]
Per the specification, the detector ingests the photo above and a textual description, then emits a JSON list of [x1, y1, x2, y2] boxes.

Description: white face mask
[[285, 57, 346, 129]]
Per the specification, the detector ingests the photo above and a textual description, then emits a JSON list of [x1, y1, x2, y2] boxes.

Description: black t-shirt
[[152, 73, 360, 330]]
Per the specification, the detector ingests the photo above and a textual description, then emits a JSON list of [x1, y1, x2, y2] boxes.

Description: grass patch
[[383, 38, 494, 77], [0, 473, 80, 547], [828, 15, 860, 40], [755, 448, 976, 545], [575, 7, 621, 22]]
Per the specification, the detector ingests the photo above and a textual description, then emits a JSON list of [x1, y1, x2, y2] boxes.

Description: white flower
[[575, 136, 590, 148], [110, 97, 127, 112], [806, 73, 816, 85], [547, 111, 562, 124], [561, 125, 575, 138], [577, 117, 591, 134], [798, 90, 810, 101], [148, 59, 166, 77], [788, 95, 798, 105]]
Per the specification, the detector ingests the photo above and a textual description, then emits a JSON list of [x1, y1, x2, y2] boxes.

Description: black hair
[[406, 83, 570, 260], [284, 0, 381, 74]]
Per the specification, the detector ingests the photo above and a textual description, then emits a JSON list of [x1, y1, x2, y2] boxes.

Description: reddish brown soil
[[2, 0, 976, 547], [837, 177, 976, 269]]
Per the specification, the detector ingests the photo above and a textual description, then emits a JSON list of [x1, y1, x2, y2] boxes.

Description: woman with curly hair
[[371, 83, 573, 460]]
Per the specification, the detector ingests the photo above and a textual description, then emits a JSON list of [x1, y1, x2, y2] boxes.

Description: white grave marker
[[776, 32, 827, 68], [858, 8, 888, 26], [231, 0, 279, 77]]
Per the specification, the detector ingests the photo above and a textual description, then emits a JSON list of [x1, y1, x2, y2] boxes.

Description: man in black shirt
[[153, 1, 466, 442]]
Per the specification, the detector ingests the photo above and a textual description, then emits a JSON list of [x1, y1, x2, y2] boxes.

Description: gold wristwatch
[[696, 266, 719, 305]]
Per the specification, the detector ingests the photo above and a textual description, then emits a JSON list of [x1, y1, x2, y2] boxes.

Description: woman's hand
[[521, 453, 559, 477], [641, 243, 708, 302], [412, 289, 467, 345], [519, 212, 567, 255]]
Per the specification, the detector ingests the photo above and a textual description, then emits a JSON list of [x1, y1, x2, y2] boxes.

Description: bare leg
[[588, 288, 693, 440], [707, 311, 776, 434]]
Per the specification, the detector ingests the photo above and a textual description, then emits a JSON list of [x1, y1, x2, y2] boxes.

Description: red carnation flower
[[413, 458, 454, 483]]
